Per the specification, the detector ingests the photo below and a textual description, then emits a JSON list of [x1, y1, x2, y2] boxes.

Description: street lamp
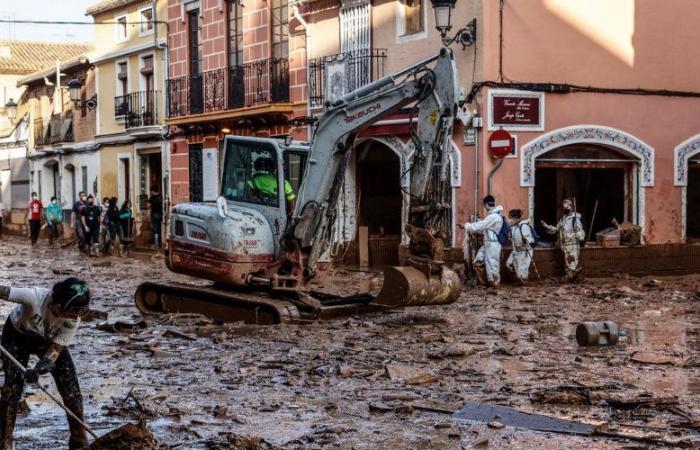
[[68, 78, 98, 110], [4, 98, 17, 124], [429, 0, 477, 49]]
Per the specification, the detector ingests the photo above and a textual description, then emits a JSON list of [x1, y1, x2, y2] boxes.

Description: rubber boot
[[0, 400, 18, 450], [474, 261, 488, 287]]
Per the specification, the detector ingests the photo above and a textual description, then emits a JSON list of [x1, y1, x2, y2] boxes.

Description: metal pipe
[[487, 157, 504, 195], [292, 1, 312, 138], [473, 124, 479, 217]]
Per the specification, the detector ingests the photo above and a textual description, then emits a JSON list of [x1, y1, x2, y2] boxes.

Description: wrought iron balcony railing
[[115, 91, 160, 128], [166, 57, 290, 118], [33, 113, 73, 146], [309, 48, 387, 108]]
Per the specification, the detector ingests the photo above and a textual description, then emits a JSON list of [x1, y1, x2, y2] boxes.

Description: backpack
[[496, 216, 511, 246], [523, 222, 540, 245]]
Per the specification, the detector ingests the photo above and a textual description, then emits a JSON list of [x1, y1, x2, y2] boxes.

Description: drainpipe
[[487, 157, 504, 196], [292, 0, 312, 139], [472, 116, 480, 219]]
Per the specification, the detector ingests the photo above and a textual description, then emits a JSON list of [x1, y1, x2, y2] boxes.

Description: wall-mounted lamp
[[429, 0, 476, 49], [4, 98, 17, 124], [68, 78, 98, 111]]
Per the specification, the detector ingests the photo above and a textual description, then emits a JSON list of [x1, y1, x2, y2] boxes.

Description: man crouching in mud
[[0, 278, 91, 449]]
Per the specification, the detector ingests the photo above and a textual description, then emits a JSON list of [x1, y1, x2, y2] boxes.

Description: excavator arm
[[289, 47, 462, 276]]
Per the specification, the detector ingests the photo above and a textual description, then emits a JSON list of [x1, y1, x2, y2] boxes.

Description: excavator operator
[[248, 157, 296, 213]]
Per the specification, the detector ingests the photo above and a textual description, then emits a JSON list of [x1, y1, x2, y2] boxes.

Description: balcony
[[34, 113, 73, 146], [309, 48, 387, 108], [115, 91, 160, 128], [166, 57, 290, 119]]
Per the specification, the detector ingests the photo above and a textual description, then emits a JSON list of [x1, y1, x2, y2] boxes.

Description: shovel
[[0, 344, 98, 439], [0, 344, 156, 448]]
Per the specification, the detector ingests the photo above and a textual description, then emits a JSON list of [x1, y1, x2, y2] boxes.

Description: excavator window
[[221, 141, 282, 207]]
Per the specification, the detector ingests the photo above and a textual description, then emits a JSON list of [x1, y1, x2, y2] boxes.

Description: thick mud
[[0, 236, 699, 449]]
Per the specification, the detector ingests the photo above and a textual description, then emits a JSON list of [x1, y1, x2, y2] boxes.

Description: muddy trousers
[[28, 220, 41, 245], [0, 320, 87, 449], [562, 241, 581, 280], [74, 221, 86, 252]]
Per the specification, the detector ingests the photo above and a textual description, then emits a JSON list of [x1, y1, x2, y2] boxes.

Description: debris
[[96, 321, 148, 333], [384, 364, 439, 385], [441, 342, 473, 357], [576, 321, 619, 346], [213, 405, 228, 417], [603, 394, 678, 409], [368, 401, 413, 414], [487, 421, 504, 429], [88, 422, 157, 450], [405, 372, 440, 385], [453, 402, 595, 436], [470, 437, 489, 448], [643, 279, 662, 288], [82, 309, 109, 322], [630, 351, 676, 365], [163, 329, 197, 341], [17, 399, 30, 416]]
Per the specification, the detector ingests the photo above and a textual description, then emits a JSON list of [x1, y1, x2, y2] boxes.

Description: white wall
[[31, 151, 100, 209]]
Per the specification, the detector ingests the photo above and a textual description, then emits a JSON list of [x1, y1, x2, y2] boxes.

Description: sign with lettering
[[488, 90, 544, 131]]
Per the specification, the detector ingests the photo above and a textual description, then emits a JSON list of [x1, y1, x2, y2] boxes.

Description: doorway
[[533, 145, 636, 242], [189, 144, 204, 202], [138, 151, 162, 210], [357, 143, 402, 266], [687, 161, 700, 240]]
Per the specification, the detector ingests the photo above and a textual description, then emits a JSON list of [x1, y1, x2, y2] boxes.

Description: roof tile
[[0, 40, 93, 75]]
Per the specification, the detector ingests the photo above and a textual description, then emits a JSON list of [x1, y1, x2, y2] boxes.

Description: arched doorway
[[673, 134, 700, 241], [356, 142, 403, 266], [522, 125, 654, 240], [534, 145, 638, 240], [64, 164, 76, 205]]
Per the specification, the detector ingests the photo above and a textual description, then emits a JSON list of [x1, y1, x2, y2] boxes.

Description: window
[[81, 166, 88, 195], [283, 151, 306, 194], [116, 15, 128, 42], [188, 9, 202, 76], [227, 0, 243, 67], [117, 61, 128, 97], [271, 0, 289, 59], [403, 0, 423, 36], [140, 8, 154, 35], [222, 141, 281, 207]]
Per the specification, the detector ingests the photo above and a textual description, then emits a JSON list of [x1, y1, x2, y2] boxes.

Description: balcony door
[[188, 9, 203, 114], [339, 1, 371, 95], [227, 0, 244, 109]]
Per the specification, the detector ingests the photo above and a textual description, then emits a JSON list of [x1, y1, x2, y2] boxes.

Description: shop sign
[[488, 90, 545, 131]]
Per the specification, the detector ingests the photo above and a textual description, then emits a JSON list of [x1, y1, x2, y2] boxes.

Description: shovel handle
[[0, 344, 98, 439]]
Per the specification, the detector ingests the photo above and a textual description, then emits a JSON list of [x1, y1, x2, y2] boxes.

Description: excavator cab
[[165, 136, 308, 286]]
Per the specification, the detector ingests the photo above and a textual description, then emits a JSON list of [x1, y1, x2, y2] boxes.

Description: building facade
[[165, 0, 308, 206], [0, 40, 93, 234], [19, 56, 98, 231], [87, 0, 169, 246]]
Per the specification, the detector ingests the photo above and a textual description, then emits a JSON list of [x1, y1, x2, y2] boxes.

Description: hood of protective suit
[[488, 205, 504, 215]]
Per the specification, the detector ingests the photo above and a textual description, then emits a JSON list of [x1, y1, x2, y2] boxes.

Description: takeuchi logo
[[345, 103, 381, 123]]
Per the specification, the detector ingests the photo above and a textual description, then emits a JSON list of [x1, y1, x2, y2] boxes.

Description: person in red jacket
[[26, 192, 43, 247]]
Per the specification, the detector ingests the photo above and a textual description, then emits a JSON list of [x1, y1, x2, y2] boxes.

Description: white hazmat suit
[[543, 211, 584, 280], [506, 220, 535, 283], [465, 205, 504, 287]]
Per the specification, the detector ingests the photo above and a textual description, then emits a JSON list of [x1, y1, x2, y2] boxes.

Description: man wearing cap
[[461, 195, 505, 288], [0, 277, 91, 449], [542, 198, 585, 281]]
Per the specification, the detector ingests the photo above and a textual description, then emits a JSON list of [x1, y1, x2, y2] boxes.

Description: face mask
[[52, 200, 57, 204], [88, 200, 94, 205], [80, 197, 86, 202], [32, 196, 37, 200]]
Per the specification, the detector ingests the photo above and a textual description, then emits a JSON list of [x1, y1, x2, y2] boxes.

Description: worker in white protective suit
[[462, 195, 504, 288], [541, 198, 585, 281], [506, 209, 535, 285]]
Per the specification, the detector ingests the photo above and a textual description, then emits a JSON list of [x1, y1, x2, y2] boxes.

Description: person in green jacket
[[44, 197, 64, 246]]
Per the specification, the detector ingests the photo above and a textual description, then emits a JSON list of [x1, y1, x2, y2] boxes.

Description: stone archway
[[520, 125, 654, 237], [674, 134, 700, 240]]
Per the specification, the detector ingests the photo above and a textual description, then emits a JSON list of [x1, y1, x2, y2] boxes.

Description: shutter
[[339, 2, 370, 93]]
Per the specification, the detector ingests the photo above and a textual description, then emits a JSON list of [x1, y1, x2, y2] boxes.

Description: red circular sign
[[488, 129, 513, 159]]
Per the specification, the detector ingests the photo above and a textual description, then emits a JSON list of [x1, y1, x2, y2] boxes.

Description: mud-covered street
[[0, 236, 699, 449]]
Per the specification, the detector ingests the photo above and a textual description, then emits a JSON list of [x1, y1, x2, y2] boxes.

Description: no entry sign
[[488, 129, 513, 159]]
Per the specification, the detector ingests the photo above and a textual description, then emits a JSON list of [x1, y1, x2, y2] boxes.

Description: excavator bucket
[[373, 266, 461, 307]]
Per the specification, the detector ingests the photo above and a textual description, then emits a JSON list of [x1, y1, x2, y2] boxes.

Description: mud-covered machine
[[136, 48, 465, 324]]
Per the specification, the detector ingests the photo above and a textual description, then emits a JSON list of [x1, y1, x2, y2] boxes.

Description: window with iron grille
[[271, 0, 289, 59]]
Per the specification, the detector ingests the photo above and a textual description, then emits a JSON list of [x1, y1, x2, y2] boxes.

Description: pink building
[[165, 0, 700, 272]]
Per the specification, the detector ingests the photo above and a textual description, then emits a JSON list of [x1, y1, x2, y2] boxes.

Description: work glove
[[24, 358, 55, 384]]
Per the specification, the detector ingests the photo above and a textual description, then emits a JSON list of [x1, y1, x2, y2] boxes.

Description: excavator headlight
[[216, 196, 228, 218]]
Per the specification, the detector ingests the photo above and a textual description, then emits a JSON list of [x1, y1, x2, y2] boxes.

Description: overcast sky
[[0, 0, 95, 43]]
